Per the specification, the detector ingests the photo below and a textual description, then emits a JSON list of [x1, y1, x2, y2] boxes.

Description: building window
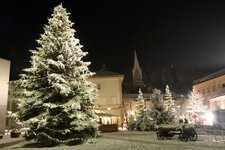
[[212, 86, 215, 92], [202, 89, 205, 94], [97, 84, 101, 90], [223, 83, 225, 88], [218, 84, 220, 89], [207, 87, 210, 93]]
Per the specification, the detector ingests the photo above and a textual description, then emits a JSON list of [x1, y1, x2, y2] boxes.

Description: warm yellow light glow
[[202, 112, 214, 125], [206, 112, 214, 120], [101, 116, 118, 125]]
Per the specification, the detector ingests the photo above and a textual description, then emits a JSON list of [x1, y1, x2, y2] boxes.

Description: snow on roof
[[194, 68, 225, 85], [94, 110, 118, 117], [92, 70, 124, 78]]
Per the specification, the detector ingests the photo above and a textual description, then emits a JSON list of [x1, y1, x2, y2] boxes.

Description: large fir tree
[[13, 4, 99, 146]]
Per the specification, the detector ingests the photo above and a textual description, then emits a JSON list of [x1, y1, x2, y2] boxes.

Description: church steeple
[[132, 50, 144, 86]]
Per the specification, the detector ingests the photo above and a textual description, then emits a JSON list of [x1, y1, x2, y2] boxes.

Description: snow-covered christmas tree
[[164, 85, 175, 111], [127, 89, 154, 131], [12, 4, 99, 146], [136, 88, 145, 114], [152, 88, 164, 111], [185, 87, 205, 122], [151, 88, 174, 125]]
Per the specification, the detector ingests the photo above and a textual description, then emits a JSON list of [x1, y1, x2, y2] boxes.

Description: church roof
[[132, 50, 143, 80]]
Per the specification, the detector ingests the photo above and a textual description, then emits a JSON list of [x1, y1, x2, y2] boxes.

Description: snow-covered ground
[[2, 131, 225, 150]]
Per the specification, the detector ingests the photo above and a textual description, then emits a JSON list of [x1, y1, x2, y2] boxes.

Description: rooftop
[[92, 70, 124, 78], [194, 68, 225, 85]]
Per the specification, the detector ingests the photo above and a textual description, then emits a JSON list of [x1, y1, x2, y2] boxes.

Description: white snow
[[3, 131, 225, 150]]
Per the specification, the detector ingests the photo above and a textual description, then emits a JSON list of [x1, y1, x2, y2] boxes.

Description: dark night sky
[[1, 0, 225, 80]]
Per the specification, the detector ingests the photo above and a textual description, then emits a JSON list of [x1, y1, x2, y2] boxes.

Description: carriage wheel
[[157, 132, 164, 140], [179, 131, 188, 142], [166, 131, 173, 140], [189, 130, 198, 141], [182, 136, 188, 142]]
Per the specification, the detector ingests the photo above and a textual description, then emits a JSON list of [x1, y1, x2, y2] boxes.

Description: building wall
[[88, 76, 124, 126], [210, 95, 225, 110], [6, 83, 18, 129], [0, 58, 10, 133], [194, 75, 225, 98], [194, 74, 225, 110], [95, 78, 121, 106], [123, 98, 152, 120]]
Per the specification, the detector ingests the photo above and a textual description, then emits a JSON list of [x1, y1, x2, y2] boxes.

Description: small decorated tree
[[128, 89, 154, 131], [185, 87, 205, 123], [164, 85, 175, 111], [12, 4, 99, 146], [151, 88, 174, 125], [136, 88, 145, 114]]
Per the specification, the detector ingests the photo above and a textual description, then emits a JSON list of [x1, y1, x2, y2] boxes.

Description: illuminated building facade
[[88, 69, 124, 127], [194, 68, 225, 110], [0, 58, 10, 133]]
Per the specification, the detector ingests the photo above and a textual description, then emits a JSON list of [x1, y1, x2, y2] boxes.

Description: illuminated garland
[[40, 126, 71, 134], [35, 132, 84, 143]]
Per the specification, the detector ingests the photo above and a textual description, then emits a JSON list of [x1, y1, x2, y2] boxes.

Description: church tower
[[132, 50, 144, 87]]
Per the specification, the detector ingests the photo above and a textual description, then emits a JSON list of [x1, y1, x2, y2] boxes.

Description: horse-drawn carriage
[[156, 124, 198, 142]]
